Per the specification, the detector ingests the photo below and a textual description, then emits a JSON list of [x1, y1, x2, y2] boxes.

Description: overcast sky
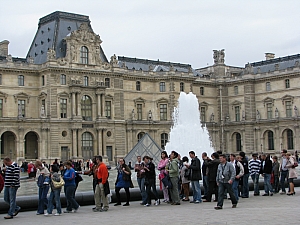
[[1, 0, 300, 68]]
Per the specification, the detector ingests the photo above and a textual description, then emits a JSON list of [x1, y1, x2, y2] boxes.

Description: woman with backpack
[[35, 160, 50, 215]]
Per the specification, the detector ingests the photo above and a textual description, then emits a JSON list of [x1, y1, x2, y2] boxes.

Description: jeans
[[145, 178, 158, 204], [241, 173, 249, 197], [190, 180, 202, 202], [4, 186, 20, 216], [203, 175, 209, 196], [280, 170, 289, 192], [263, 174, 273, 194], [65, 185, 79, 211], [47, 188, 62, 214], [137, 177, 147, 204], [251, 173, 260, 195], [273, 175, 280, 193], [37, 185, 50, 214], [232, 180, 239, 201], [217, 182, 237, 207]]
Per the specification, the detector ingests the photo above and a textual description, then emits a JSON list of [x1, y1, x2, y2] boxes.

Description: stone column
[[77, 129, 82, 158], [71, 92, 76, 117], [101, 94, 105, 117], [97, 128, 102, 155], [102, 129, 107, 156], [72, 129, 77, 158], [97, 94, 101, 119], [77, 92, 81, 117]]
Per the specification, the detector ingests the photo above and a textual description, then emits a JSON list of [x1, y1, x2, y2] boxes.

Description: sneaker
[[74, 205, 80, 213], [93, 208, 101, 212], [54, 213, 61, 216], [63, 210, 72, 213], [155, 200, 160, 206], [194, 200, 201, 204], [144, 203, 150, 207], [100, 208, 108, 212], [232, 204, 237, 208], [4, 215, 13, 219], [13, 207, 21, 217], [44, 213, 51, 216], [214, 206, 222, 210]]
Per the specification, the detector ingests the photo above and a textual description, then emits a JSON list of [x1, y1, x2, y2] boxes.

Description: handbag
[[37, 174, 46, 188], [184, 168, 191, 179], [52, 176, 65, 188], [122, 171, 131, 181], [161, 173, 173, 189]]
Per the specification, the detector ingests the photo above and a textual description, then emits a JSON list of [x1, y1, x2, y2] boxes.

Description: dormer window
[[80, 46, 88, 64]]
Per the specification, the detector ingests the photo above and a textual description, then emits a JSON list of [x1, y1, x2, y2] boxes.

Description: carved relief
[[47, 49, 56, 60], [213, 49, 225, 65]]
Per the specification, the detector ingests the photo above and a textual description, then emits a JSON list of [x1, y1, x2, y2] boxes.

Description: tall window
[[81, 95, 92, 121], [267, 103, 272, 119], [161, 133, 168, 149], [105, 101, 111, 118], [82, 132, 93, 159], [105, 78, 110, 88], [0, 99, 2, 117], [80, 46, 88, 64], [235, 106, 240, 121], [60, 98, 67, 118], [285, 79, 290, 88], [234, 86, 238, 95], [286, 101, 292, 117], [83, 76, 89, 86], [137, 104, 142, 120], [200, 107, 206, 122], [60, 74, 66, 85], [236, 133, 242, 151], [42, 76, 45, 86], [287, 129, 294, 150], [18, 75, 24, 86], [18, 100, 25, 117], [180, 82, 184, 92], [268, 131, 274, 150], [160, 82, 166, 92], [200, 87, 204, 95], [137, 132, 145, 142], [266, 82, 271, 91], [160, 104, 167, 121], [136, 81, 141, 91]]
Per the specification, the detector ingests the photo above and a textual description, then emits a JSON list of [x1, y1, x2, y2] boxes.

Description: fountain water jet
[[165, 92, 215, 160]]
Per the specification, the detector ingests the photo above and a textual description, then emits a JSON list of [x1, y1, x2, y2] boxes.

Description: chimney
[[0, 40, 9, 56], [265, 53, 275, 61]]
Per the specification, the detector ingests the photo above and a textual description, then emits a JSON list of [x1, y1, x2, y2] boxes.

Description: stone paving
[[1, 187, 300, 224]]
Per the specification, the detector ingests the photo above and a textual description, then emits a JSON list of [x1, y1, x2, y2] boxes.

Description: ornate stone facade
[[0, 12, 299, 165]]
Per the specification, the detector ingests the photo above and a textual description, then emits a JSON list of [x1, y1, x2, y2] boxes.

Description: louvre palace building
[[0, 11, 299, 165]]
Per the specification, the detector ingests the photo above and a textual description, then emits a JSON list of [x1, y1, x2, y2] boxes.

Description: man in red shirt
[[93, 156, 109, 212]]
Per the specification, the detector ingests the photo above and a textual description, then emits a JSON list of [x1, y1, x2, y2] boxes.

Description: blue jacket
[[63, 168, 76, 187]]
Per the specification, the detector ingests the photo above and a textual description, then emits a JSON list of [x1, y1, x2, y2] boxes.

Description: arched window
[[137, 132, 145, 142], [80, 46, 88, 64], [180, 82, 184, 92], [287, 129, 294, 150], [105, 78, 110, 88], [236, 133, 242, 151], [268, 131, 274, 150], [136, 81, 141, 91], [81, 95, 92, 121], [82, 132, 93, 160], [161, 133, 168, 150]]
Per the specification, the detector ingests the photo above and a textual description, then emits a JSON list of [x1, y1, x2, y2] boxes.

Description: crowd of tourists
[[0, 148, 298, 219]]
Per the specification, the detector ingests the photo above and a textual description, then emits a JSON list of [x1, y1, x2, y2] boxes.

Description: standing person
[[81, 157, 98, 193], [214, 154, 237, 210], [45, 164, 62, 216], [114, 158, 132, 206], [280, 149, 289, 194], [158, 151, 170, 203], [180, 156, 190, 201], [260, 154, 273, 196], [134, 156, 147, 205], [229, 154, 244, 202], [239, 152, 249, 198], [166, 151, 180, 205], [93, 156, 109, 212], [27, 161, 36, 178], [63, 161, 80, 213], [35, 160, 50, 215], [186, 151, 202, 204], [249, 153, 261, 196], [203, 152, 220, 203], [143, 156, 159, 206], [201, 152, 209, 200], [53, 159, 59, 167], [3, 157, 21, 219], [285, 152, 298, 195], [272, 156, 280, 193]]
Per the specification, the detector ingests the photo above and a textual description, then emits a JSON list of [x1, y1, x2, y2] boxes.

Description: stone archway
[[24, 131, 39, 159], [1, 131, 17, 160]]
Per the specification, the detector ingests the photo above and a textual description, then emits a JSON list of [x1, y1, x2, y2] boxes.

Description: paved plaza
[[1, 187, 300, 225]]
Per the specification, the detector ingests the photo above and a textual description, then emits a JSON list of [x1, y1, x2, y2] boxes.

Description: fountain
[[165, 92, 215, 160]]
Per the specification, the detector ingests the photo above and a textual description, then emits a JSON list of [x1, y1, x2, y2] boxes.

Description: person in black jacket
[[186, 151, 202, 203], [239, 151, 249, 198], [260, 154, 273, 196], [143, 156, 159, 206], [203, 152, 220, 202]]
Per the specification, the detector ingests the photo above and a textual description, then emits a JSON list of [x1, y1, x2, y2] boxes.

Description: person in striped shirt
[[249, 153, 261, 196], [3, 157, 21, 219]]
